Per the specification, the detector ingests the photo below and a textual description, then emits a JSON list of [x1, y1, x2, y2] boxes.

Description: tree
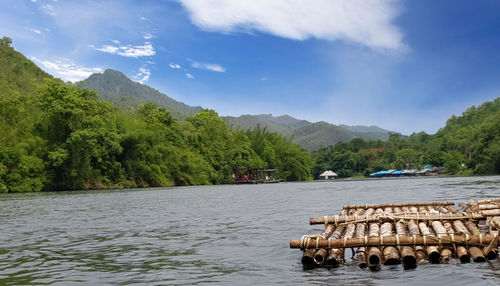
[[0, 36, 12, 47]]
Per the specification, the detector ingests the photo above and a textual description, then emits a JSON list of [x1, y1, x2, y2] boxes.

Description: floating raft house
[[290, 198, 500, 269]]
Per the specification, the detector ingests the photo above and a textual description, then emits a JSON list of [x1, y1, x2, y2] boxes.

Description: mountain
[[77, 69, 202, 120], [339, 124, 390, 140], [0, 37, 52, 98], [291, 122, 359, 151], [223, 114, 310, 138], [222, 113, 392, 151]]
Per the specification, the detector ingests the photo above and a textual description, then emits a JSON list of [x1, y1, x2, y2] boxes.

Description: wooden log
[[430, 220, 452, 261], [321, 209, 348, 266], [367, 208, 384, 268], [481, 209, 500, 216], [395, 220, 417, 268], [301, 249, 316, 267], [381, 222, 401, 265], [407, 220, 426, 261], [309, 212, 485, 225], [482, 234, 498, 260], [355, 208, 374, 268], [418, 222, 441, 263], [343, 201, 455, 210], [469, 246, 486, 262], [451, 220, 486, 263], [290, 234, 497, 249], [442, 220, 469, 262], [477, 198, 500, 204]]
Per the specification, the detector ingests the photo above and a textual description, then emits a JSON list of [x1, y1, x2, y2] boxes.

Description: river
[[1, 176, 499, 285]]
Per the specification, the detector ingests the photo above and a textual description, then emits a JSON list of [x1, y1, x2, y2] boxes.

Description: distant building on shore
[[319, 170, 338, 180]]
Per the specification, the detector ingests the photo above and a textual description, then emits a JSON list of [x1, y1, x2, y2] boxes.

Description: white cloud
[[169, 63, 182, 69], [143, 32, 154, 40], [134, 67, 151, 84], [111, 39, 120, 44], [94, 42, 155, 58], [41, 4, 56, 16], [29, 28, 42, 34], [185, 73, 194, 79], [190, 60, 226, 72], [179, 0, 406, 52], [31, 57, 103, 82]]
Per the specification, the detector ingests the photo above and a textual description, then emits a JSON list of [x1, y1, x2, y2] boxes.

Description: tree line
[[312, 98, 500, 178]]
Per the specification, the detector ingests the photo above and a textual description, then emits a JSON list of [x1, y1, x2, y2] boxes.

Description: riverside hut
[[319, 170, 338, 180]]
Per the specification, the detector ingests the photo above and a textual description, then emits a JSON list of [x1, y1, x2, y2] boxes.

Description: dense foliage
[[1, 37, 499, 192], [0, 39, 312, 192], [312, 98, 500, 178]]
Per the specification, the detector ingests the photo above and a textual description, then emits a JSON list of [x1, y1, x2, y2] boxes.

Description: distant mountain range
[[223, 114, 390, 150], [76, 69, 392, 151]]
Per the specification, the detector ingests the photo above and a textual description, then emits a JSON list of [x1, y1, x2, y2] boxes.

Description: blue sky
[[1, 0, 499, 134]]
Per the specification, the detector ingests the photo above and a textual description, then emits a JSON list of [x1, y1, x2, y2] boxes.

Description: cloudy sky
[[1, 0, 499, 134]]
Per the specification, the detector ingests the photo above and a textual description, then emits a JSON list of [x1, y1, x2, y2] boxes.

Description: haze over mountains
[[77, 69, 392, 151]]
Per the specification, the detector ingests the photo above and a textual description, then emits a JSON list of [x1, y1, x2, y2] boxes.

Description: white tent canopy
[[319, 170, 338, 179]]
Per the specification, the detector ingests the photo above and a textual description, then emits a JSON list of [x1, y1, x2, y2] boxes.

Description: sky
[[1, 0, 499, 134]]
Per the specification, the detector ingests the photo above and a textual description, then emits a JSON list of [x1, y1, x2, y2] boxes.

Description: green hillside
[[0, 40, 312, 192], [0, 37, 52, 98], [223, 114, 310, 138], [77, 69, 202, 120], [292, 121, 359, 151]]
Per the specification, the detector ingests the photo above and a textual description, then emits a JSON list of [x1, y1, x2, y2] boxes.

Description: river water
[[1, 176, 499, 285]]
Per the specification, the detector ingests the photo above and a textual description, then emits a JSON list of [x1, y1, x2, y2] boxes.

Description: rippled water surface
[[1, 176, 499, 285]]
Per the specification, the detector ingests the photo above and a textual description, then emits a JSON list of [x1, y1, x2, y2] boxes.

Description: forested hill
[[0, 37, 51, 97], [77, 69, 203, 120], [0, 38, 312, 192], [223, 114, 391, 151], [312, 97, 500, 178]]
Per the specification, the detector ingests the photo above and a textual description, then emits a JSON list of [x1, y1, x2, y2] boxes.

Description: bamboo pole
[[313, 208, 348, 266], [418, 222, 441, 263], [395, 220, 417, 268], [407, 220, 426, 261], [478, 198, 500, 204], [343, 201, 455, 210], [367, 208, 384, 268], [381, 207, 400, 265], [430, 220, 452, 261], [324, 209, 350, 267], [465, 219, 498, 260], [290, 234, 497, 249], [381, 222, 401, 265], [452, 220, 485, 262], [355, 208, 374, 268], [441, 206, 470, 262], [309, 212, 485, 225]]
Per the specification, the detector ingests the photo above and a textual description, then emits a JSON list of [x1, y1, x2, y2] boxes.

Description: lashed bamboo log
[[343, 201, 455, 210], [355, 208, 374, 268], [407, 220, 426, 261], [290, 234, 497, 249], [367, 208, 384, 268], [309, 212, 485, 225], [452, 220, 485, 262], [380, 222, 401, 265], [477, 198, 500, 204], [466, 219, 499, 260], [324, 209, 351, 267], [430, 220, 452, 261], [418, 222, 441, 263], [312, 208, 348, 266], [440, 206, 470, 262], [395, 221, 416, 268], [482, 235, 498, 260]]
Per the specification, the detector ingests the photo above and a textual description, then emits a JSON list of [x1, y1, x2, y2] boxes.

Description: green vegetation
[[0, 37, 311, 192], [1, 38, 499, 192], [223, 114, 391, 151], [312, 98, 500, 178]]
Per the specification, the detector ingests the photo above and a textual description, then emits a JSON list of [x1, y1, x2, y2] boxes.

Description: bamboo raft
[[290, 198, 500, 269]]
